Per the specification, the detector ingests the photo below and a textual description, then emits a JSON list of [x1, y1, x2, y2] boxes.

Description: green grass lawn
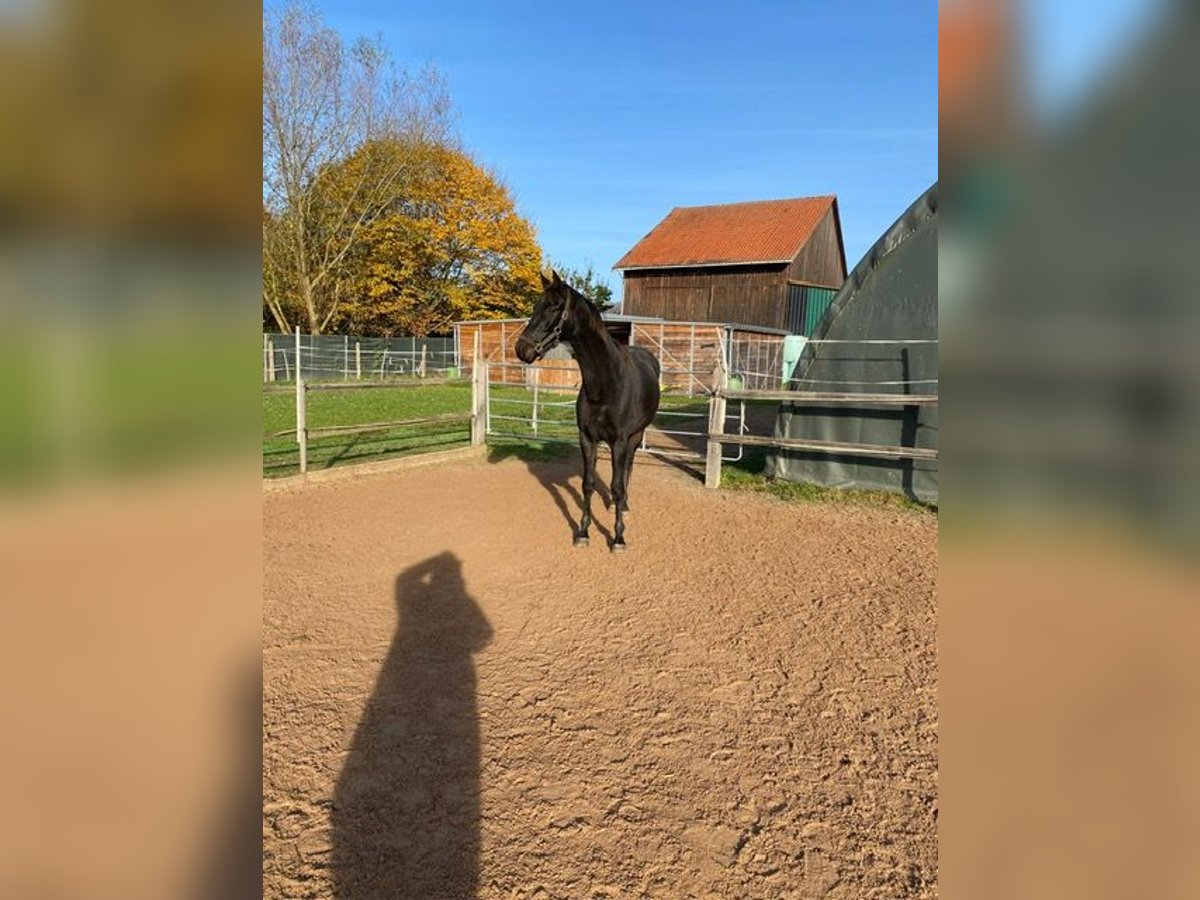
[[262, 381, 714, 478], [487, 386, 709, 442], [263, 381, 474, 477], [718, 446, 934, 512]]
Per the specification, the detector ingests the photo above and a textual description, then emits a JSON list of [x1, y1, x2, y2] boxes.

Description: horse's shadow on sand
[[486, 445, 616, 544], [488, 445, 699, 548], [535, 458, 616, 546]]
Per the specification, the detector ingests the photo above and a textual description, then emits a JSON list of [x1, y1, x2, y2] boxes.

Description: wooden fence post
[[355, 341, 362, 380], [419, 344, 428, 378], [295, 326, 308, 474], [268, 337, 276, 382], [471, 330, 485, 446], [705, 359, 727, 489]]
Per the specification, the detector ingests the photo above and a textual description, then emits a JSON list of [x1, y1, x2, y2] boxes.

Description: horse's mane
[[565, 282, 602, 319]]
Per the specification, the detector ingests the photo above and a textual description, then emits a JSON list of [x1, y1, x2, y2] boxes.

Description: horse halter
[[530, 292, 572, 356]]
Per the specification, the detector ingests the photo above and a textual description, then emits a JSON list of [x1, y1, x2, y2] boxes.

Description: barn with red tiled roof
[[614, 195, 847, 333]]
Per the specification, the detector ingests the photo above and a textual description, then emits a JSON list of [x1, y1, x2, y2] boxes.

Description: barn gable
[[614, 196, 847, 332]]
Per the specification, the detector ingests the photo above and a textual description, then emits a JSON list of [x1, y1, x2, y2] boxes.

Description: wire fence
[[263, 332, 458, 383], [788, 337, 939, 391]]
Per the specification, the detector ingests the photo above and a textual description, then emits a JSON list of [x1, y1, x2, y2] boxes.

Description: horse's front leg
[[610, 437, 632, 552], [620, 429, 644, 513], [575, 432, 598, 547]]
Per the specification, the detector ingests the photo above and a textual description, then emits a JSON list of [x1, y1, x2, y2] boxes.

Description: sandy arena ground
[[264, 451, 938, 899]]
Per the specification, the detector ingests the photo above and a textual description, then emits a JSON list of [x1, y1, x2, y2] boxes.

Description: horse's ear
[[547, 267, 562, 287], [539, 270, 551, 290]]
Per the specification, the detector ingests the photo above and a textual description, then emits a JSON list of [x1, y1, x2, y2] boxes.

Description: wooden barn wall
[[622, 265, 790, 331], [785, 209, 846, 288]]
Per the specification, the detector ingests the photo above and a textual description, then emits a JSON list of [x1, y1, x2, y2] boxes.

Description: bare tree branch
[[262, 3, 453, 334]]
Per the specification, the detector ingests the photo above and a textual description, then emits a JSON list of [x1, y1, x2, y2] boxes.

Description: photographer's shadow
[[332, 553, 492, 899]]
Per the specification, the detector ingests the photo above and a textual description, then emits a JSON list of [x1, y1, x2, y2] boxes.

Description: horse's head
[[515, 268, 578, 364]]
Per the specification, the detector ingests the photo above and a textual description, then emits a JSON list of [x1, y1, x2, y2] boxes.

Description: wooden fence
[[701, 357, 938, 488], [275, 328, 477, 474], [279, 328, 937, 485]]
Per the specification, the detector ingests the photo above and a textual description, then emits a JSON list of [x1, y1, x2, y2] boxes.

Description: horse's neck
[[568, 300, 620, 401]]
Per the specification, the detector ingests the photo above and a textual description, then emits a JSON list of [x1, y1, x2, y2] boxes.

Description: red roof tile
[[614, 195, 836, 269]]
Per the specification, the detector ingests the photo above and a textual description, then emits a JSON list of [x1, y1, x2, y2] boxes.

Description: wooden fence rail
[[712, 432, 938, 461], [306, 377, 467, 392], [307, 414, 471, 439], [704, 361, 938, 488], [722, 389, 938, 406]]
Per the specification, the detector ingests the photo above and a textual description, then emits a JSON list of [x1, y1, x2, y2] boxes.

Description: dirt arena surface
[[264, 452, 938, 899]]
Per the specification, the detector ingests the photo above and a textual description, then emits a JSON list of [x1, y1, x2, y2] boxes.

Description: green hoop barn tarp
[[765, 184, 938, 503]]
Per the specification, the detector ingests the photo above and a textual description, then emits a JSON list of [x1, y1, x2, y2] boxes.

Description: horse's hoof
[[573, 536, 589, 548], [611, 541, 627, 553]]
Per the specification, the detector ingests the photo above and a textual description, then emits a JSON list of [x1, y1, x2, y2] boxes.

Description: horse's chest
[[580, 402, 622, 441]]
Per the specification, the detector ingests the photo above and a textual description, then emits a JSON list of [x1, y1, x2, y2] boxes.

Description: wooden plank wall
[[630, 322, 725, 393], [460, 320, 784, 395], [710, 282, 789, 329], [622, 265, 791, 331], [785, 209, 846, 287], [457, 322, 581, 389]]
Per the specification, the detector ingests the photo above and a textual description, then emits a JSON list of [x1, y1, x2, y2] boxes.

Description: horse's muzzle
[[514, 335, 539, 364]]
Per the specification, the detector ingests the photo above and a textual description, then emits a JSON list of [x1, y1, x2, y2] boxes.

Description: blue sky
[[1019, 0, 1164, 122], [315, 1, 937, 300]]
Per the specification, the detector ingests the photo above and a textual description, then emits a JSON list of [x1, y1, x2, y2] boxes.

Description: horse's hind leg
[[575, 433, 598, 547]]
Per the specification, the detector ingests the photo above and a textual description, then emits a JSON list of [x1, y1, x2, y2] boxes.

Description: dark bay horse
[[515, 270, 661, 551]]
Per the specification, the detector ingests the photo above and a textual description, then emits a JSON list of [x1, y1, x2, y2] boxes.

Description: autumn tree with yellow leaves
[[264, 3, 454, 334], [331, 141, 543, 336], [263, 3, 542, 336]]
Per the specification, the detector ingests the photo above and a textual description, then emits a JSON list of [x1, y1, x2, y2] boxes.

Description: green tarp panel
[[802, 287, 838, 335], [785, 285, 839, 335], [765, 184, 938, 503]]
